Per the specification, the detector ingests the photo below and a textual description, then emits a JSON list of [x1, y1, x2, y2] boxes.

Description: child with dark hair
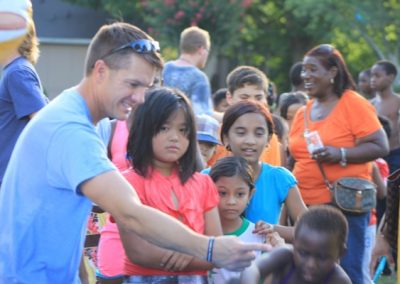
[[272, 114, 289, 169], [371, 60, 400, 173], [279, 92, 308, 129], [358, 69, 375, 100], [208, 65, 282, 167], [212, 88, 229, 113], [241, 206, 351, 284], [196, 114, 221, 166], [289, 62, 306, 92], [275, 92, 308, 170], [209, 156, 283, 283], [267, 81, 278, 109], [104, 87, 222, 284], [204, 100, 307, 243]]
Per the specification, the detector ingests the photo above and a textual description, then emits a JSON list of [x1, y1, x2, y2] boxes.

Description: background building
[[32, 0, 110, 99]]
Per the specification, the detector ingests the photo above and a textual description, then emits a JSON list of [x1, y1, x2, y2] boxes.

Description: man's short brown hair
[[179, 26, 210, 54], [226, 65, 269, 96], [84, 22, 163, 76]]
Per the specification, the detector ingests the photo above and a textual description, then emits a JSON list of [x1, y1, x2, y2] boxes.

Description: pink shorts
[[96, 220, 125, 277]]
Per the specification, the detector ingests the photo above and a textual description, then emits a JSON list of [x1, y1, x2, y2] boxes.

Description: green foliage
[[63, 0, 400, 90], [285, 0, 400, 73], [63, 0, 146, 28], [65, 0, 250, 53], [139, 0, 250, 52], [232, 0, 317, 92]]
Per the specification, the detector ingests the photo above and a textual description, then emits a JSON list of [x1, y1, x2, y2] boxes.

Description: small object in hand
[[304, 130, 324, 154]]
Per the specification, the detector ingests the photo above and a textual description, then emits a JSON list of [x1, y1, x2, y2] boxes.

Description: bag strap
[[303, 106, 334, 191]]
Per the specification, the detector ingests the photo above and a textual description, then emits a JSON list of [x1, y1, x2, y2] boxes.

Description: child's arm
[[120, 207, 222, 272], [120, 226, 213, 272], [163, 207, 223, 271], [254, 221, 294, 243], [240, 246, 293, 283], [266, 232, 285, 247], [285, 185, 308, 224], [253, 221, 285, 246], [119, 226, 187, 270], [204, 207, 223, 236], [371, 161, 387, 199]]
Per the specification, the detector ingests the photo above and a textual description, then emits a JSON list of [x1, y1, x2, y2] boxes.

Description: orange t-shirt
[[289, 90, 381, 205], [207, 133, 282, 167]]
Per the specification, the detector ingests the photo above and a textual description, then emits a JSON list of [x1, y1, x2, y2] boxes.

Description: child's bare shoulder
[[329, 264, 352, 284], [269, 245, 293, 258], [256, 245, 293, 272]]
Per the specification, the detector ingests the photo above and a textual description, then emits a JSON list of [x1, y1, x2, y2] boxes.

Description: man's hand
[[212, 236, 271, 271]]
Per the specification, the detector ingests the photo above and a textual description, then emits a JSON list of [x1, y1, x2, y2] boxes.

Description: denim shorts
[[123, 275, 208, 284]]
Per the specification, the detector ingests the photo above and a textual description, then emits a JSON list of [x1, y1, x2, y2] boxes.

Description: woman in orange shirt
[[288, 44, 389, 284]]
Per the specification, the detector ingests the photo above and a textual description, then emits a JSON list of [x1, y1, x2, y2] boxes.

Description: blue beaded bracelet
[[207, 237, 215, 262]]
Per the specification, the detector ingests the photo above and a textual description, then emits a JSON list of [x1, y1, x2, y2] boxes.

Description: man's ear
[[92, 59, 108, 83]]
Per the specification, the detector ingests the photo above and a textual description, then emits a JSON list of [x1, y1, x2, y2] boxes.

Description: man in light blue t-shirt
[[0, 22, 267, 284]]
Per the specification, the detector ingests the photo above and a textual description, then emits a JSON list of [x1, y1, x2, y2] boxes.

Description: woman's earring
[[330, 78, 334, 84], [226, 145, 231, 151]]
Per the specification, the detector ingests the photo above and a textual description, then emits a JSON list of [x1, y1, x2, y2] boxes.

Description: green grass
[[377, 274, 397, 284]]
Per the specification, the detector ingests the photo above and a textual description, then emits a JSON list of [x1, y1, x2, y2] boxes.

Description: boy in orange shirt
[[208, 66, 281, 166]]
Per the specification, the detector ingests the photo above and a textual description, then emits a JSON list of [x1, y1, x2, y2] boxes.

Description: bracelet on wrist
[[207, 237, 215, 262], [340, 147, 347, 167]]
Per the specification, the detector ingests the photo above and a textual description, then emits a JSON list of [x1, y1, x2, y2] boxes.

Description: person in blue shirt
[[204, 101, 307, 242], [163, 26, 222, 121], [0, 13, 48, 186], [0, 0, 30, 62]]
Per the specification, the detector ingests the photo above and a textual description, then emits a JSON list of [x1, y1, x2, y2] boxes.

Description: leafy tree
[[286, 0, 400, 85], [64, 0, 399, 90], [139, 0, 251, 51], [65, 0, 250, 51], [231, 0, 317, 93]]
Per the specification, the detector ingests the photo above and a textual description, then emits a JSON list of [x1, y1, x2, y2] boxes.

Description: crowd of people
[[0, 1, 399, 284]]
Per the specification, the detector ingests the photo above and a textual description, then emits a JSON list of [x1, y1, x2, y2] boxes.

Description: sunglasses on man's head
[[101, 39, 160, 59]]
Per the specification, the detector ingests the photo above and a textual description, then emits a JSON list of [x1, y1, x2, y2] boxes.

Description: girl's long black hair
[[127, 87, 197, 184]]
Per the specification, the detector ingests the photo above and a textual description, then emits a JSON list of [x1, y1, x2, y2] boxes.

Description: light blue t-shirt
[[0, 88, 116, 283], [96, 117, 112, 146], [162, 61, 213, 115], [202, 162, 296, 224]]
